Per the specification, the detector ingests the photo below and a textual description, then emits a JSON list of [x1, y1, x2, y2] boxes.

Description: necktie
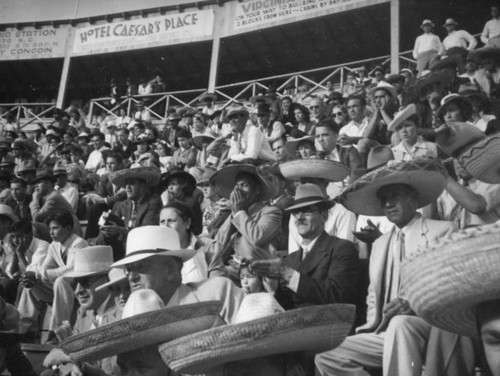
[[61, 247, 67, 264], [128, 201, 137, 229]]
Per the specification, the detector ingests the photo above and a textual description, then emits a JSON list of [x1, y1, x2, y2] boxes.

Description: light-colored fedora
[[388, 104, 417, 132], [110, 166, 161, 188], [285, 183, 334, 212], [159, 301, 356, 374], [111, 226, 196, 268], [192, 132, 216, 150], [50, 289, 223, 365], [198, 92, 218, 103], [224, 104, 249, 121], [350, 145, 395, 181], [95, 268, 127, 292], [65, 246, 113, 279], [340, 159, 447, 216], [420, 19, 435, 28], [402, 221, 500, 337], [367, 81, 398, 100], [284, 135, 315, 158], [279, 159, 350, 183]]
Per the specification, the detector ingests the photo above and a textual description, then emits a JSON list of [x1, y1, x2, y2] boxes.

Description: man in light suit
[[251, 183, 360, 309], [315, 160, 469, 376], [112, 226, 245, 325]]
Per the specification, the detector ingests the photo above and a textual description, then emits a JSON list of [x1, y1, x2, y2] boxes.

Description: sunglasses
[[71, 275, 104, 289], [333, 112, 343, 117]]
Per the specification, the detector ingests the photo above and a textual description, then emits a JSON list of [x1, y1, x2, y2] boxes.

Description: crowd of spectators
[[1, 6, 500, 376]]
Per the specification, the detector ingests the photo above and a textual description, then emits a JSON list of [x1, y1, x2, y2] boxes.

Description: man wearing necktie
[[315, 159, 474, 376]]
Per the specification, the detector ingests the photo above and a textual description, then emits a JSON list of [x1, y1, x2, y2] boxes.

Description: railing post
[[390, 0, 400, 74]]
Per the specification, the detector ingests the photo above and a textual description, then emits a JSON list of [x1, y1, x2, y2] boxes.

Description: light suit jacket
[[357, 215, 456, 333]]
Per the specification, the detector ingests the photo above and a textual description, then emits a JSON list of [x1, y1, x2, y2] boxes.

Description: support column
[[390, 0, 400, 74], [56, 28, 75, 109], [208, 8, 223, 92]]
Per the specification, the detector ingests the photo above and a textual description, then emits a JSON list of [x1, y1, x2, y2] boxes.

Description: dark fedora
[[285, 183, 334, 212], [33, 168, 56, 184]]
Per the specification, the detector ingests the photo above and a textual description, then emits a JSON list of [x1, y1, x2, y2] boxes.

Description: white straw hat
[[65, 246, 113, 278]]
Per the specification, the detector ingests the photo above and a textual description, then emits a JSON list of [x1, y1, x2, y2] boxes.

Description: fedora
[[65, 246, 113, 279], [443, 18, 457, 27], [192, 132, 216, 150], [112, 226, 196, 267], [458, 134, 500, 183], [51, 290, 223, 365], [0, 204, 18, 223], [77, 132, 89, 141], [369, 65, 385, 77], [224, 105, 249, 122], [350, 145, 395, 181], [198, 92, 218, 103], [16, 159, 36, 173], [133, 134, 152, 145], [279, 159, 349, 183], [284, 135, 315, 158], [402, 221, 500, 337], [434, 121, 485, 157], [167, 112, 181, 122], [435, 93, 473, 121], [165, 171, 197, 190], [420, 19, 435, 29], [458, 82, 484, 97], [388, 103, 417, 132], [0, 156, 15, 168], [340, 159, 447, 216], [367, 81, 397, 99], [33, 168, 56, 184], [196, 167, 217, 186], [110, 166, 161, 188], [399, 68, 414, 77], [285, 183, 334, 212], [53, 160, 67, 176], [177, 107, 195, 118], [159, 302, 356, 374], [95, 268, 127, 292], [210, 164, 277, 201]]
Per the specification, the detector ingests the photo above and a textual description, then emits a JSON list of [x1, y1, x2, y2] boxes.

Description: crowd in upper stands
[[1, 5, 500, 376]]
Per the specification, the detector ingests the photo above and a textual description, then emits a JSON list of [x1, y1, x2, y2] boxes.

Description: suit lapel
[[298, 232, 330, 275]]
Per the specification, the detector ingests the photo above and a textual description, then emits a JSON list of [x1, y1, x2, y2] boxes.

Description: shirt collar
[[301, 233, 322, 254]]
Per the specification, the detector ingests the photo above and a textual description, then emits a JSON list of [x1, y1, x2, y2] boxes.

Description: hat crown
[[234, 293, 284, 324], [122, 289, 165, 319], [0, 204, 15, 219], [126, 226, 181, 256], [294, 183, 326, 202], [73, 246, 113, 275], [366, 146, 394, 169]]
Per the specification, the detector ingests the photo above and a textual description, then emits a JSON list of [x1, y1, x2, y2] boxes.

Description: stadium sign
[[73, 9, 214, 56], [0, 27, 69, 60]]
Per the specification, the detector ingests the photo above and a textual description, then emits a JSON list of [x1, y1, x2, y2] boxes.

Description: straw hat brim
[[367, 85, 397, 100], [402, 222, 500, 338], [388, 104, 417, 132], [340, 159, 447, 216], [58, 301, 223, 363], [192, 135, 215, 150], [284, 136, 315, 158], [285, 198, 335, 212], [95, 274, 127, 292], [159, 303, 355, 374], [165, 171, 197, 188], [64, 269, 109, 279], [111, 248, 196, 268], [458, 135, 500, 183], [279, 159, 350, 183], [211, 164, 273, 200], [110, 167, 161, 188], [435, 96, 472, 121]]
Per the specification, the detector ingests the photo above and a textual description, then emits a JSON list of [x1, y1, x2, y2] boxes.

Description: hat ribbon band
[[125, 248, 174, 259], [292, 196, 329, 206]]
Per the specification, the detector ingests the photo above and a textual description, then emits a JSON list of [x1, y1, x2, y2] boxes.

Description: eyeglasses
[[290, 209, 320, 218], [333, 112, 343, 117], [124, 261, 148, 276], [72, 275, 103, 289]]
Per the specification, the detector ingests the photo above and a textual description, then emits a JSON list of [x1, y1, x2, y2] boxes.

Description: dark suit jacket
[[284, 231, 360, 307], [96, 174, 127, 208], [112, 193, 162, 228]]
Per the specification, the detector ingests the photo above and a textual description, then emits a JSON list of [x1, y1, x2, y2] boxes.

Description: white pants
[[315, 316, 475, 376]]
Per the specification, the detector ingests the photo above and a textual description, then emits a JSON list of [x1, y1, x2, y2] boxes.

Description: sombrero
[[210, 164, 277, 201], [110, 166, 161, 188], [402, 221, 500, 338], [367, 81, 398, 99], [192, 133, 216, 150], [387, 103, 417, 132], [284, 135, 315, 158], [54, 300, 223, 363], [159, 302, 355, 374], [279, 159, 349, 183], [468, 46, 500, 64], [199, 92, 218, 103], [414, 72, 453, 98], [177, 107, 196, 117], [434, 121, 485, 157], [340, 159, 447, 216], [457, 134, 500, 183]]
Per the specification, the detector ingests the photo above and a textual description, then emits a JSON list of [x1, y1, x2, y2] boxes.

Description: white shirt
[[391, 137, 438, 162], [413, 33, 443, 58], [57, 183, 79, 212], [228, 123, 277, 162], [85, 146, 109, 172], [0, 237, 50, 277], [339, 117, 369, 138], [481, 18, 500, 44], [443, 30, 477, 51]]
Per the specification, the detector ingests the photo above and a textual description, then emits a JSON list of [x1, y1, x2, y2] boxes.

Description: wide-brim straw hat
[[279, 159, 350, 183], [165, 171, 197, 189], [65, 246, 113, 279], [340, 159, 447, 216], [284, 135, 315, 158], [210, 164, 276, 201], [468, 46, 500, 64], [402, 221, 500, 338], [388, 104, 417, 132], [434, 121, 485, 157], [110, 166, 161, 188], [414, 72, 453, 98], [192, 133, 216, 150], [458, 134, 500, 183], [198, 92, 218, 103], [159, 303, 355, 374], [367, 81, 398, 100], [285, 183, 334, 212], [177, 107, 196, 118], [224, 105, 249, 122], [56, 301, 223, 363], [112, 226, 196, 267], [351, 145, 395, 181], [0, 204, 18, 223]]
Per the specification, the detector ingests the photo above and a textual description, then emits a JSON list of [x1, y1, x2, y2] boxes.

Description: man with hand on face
[[211, 165, 282, 268]]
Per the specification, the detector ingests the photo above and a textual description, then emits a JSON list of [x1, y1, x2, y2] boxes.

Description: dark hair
[[294, 104, 311, 122], [117, 127, 129, 135], [272, 136, 287, 148], [10, 177, 27, 188], [145, 126, 159, 139], [168, 174, 196, 197], [91, 132, 105, 141], [347, 94, 367, 107], [106, 152, 123, 165], [9, 218, 32, 234], [176, 128, 192, 139], [162, 201, 194, 233], [46, 209, 74, 229], [316, 118, 341, 135]]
